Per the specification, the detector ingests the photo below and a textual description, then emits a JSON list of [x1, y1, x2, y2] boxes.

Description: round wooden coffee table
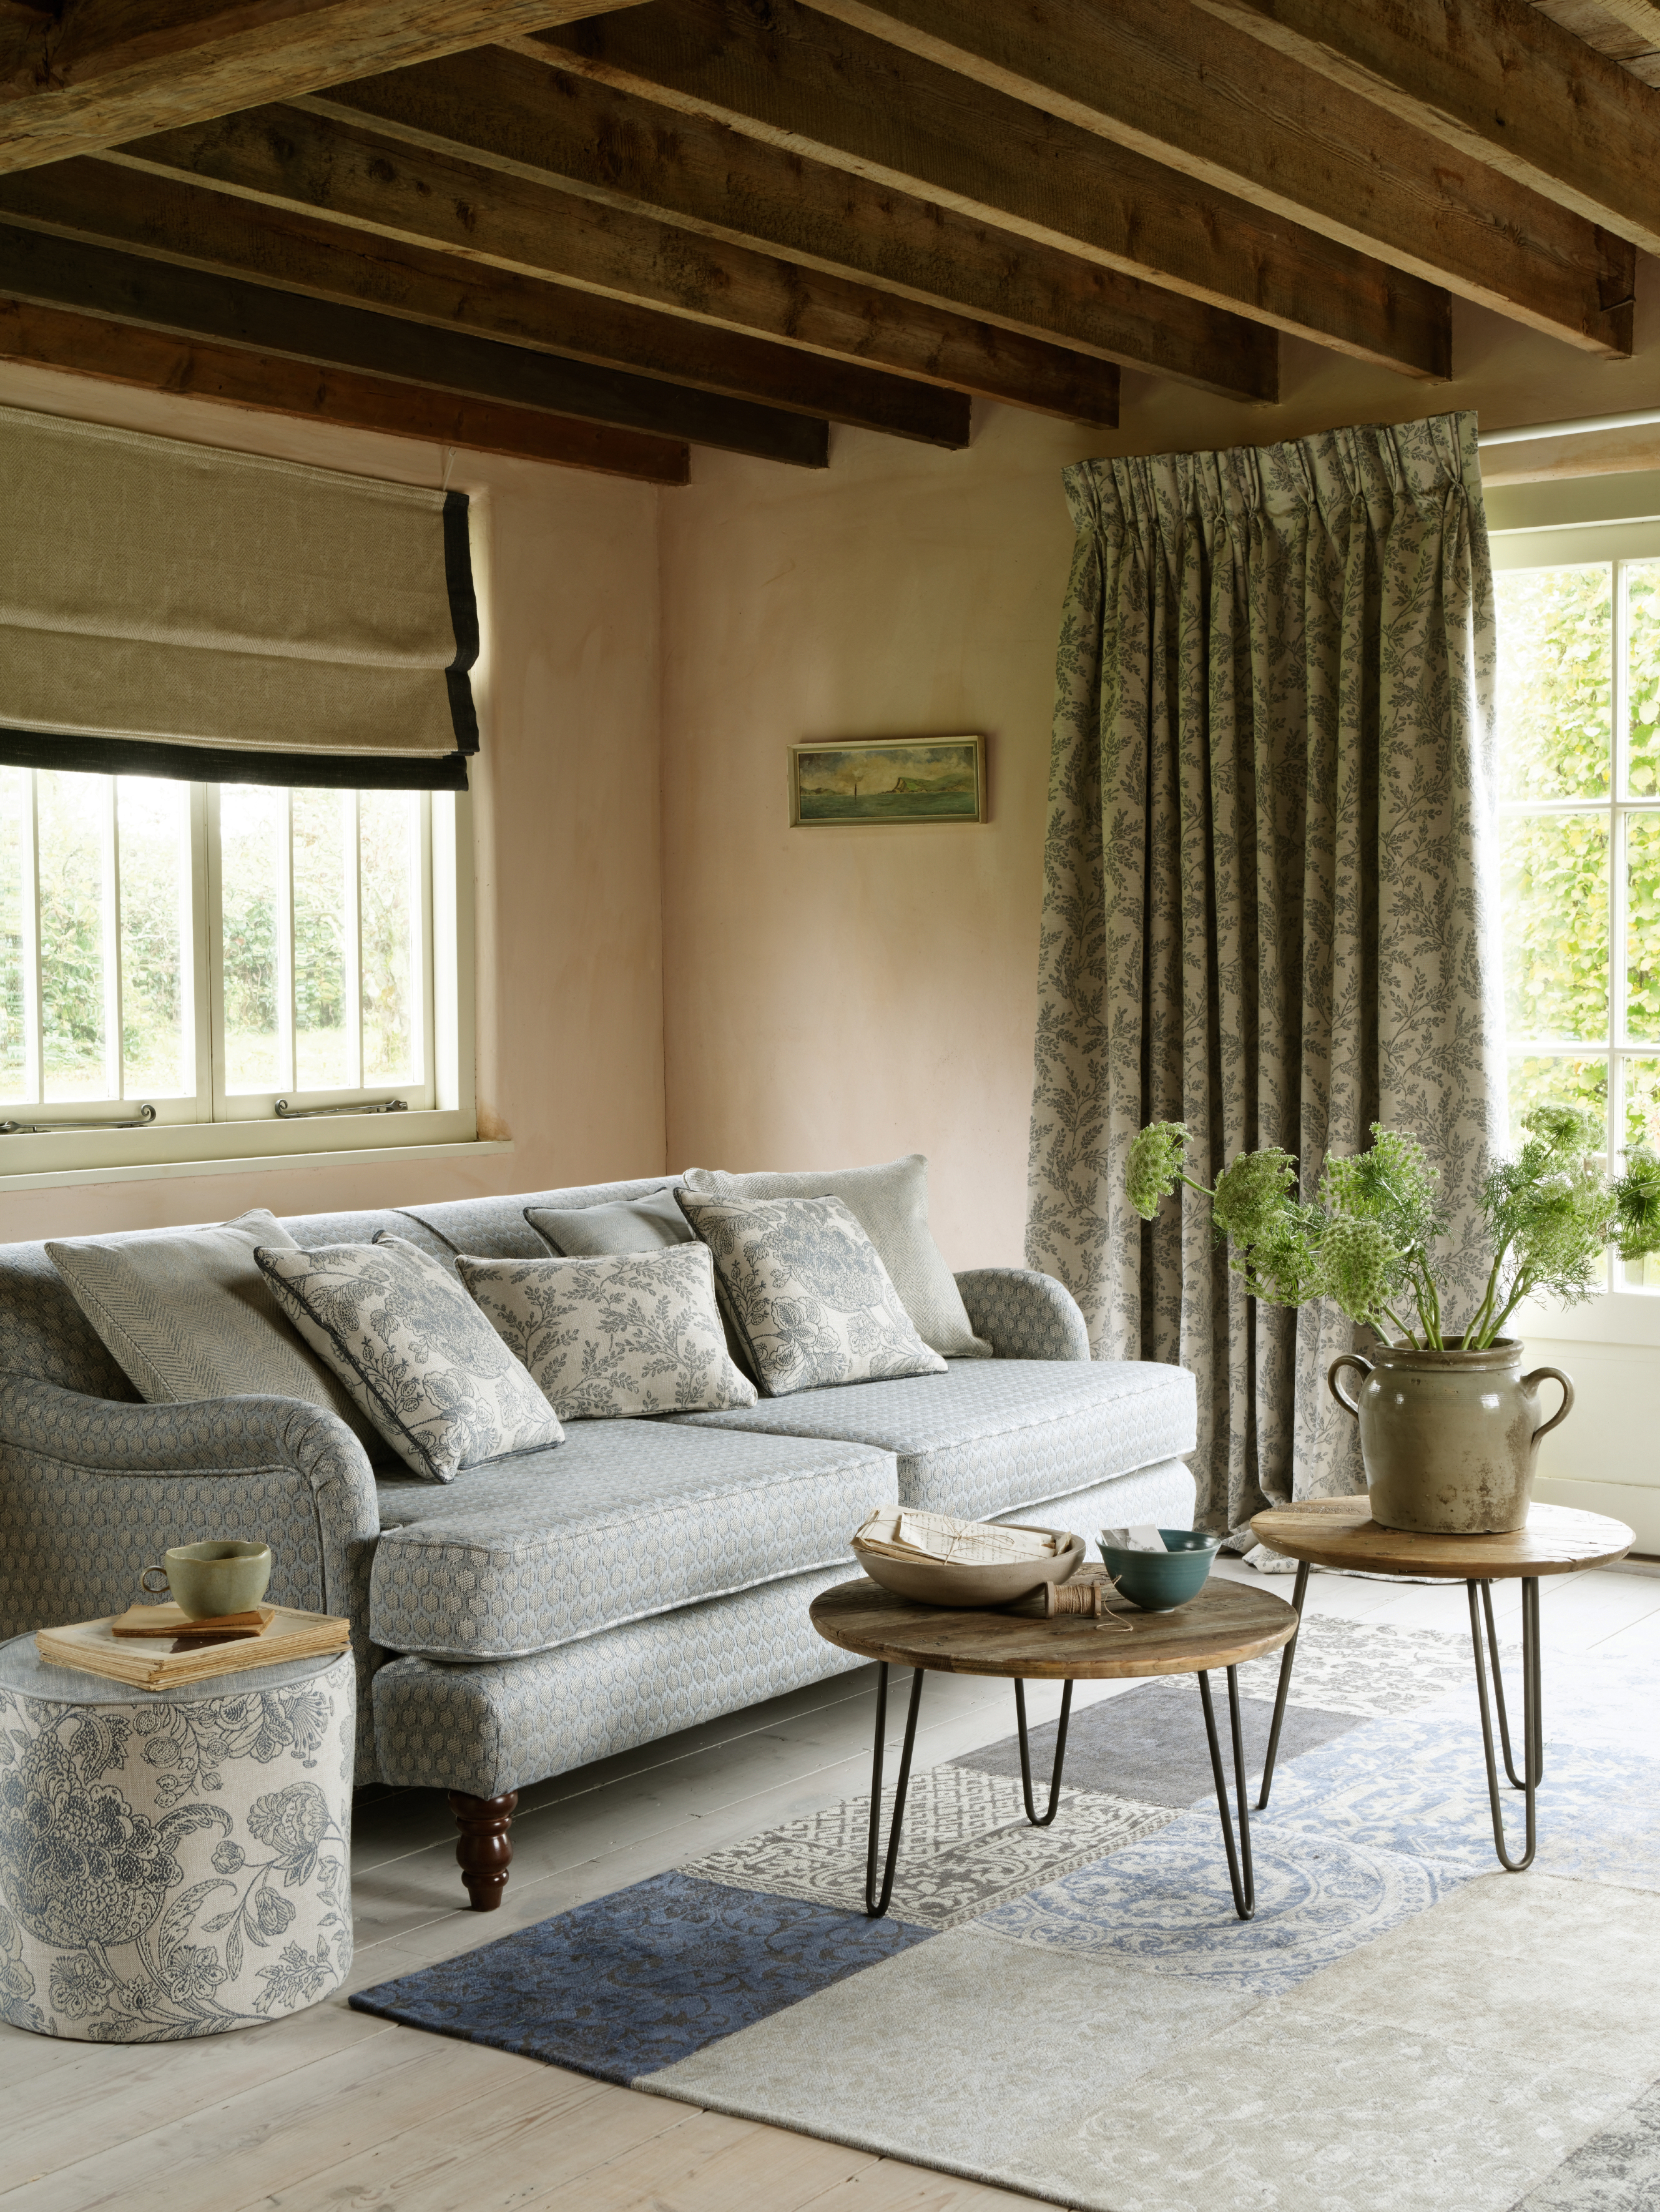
[[810, 1572, 1297, 1923], [1249, 1497, 1634, 1873]]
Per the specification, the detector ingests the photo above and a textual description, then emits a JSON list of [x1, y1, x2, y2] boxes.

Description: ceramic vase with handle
[[1328, 1339, 1573, 1535]]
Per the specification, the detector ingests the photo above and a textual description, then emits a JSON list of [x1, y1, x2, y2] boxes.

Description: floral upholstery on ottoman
[[370, 1421, 895, 1661], [672, 1359, 1196, 1522]]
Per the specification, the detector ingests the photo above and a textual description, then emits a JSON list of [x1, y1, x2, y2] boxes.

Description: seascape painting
[[788, 736, 986, 826]]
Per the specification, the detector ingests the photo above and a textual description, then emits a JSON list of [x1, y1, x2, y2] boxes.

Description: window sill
[[1510, 1292, 1660, 1349], [0, 1135, 513, 1192]]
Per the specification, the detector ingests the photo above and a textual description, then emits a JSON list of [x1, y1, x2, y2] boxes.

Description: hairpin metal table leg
[[1199, 1665, 1255, 1921], [1257, 1558, 1309, 1809], [1478, 1578, 1542, 1789], [1468, 1575, 1541, 1872], [865, 1661, 926, 1919], [1013, 1677, 1074, 1827]]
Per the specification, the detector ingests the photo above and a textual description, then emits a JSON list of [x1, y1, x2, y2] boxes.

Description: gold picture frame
[[788, 735, 987, 826]]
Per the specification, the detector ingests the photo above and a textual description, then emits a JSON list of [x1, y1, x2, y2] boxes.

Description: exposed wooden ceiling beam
[[519, 0, 1451, 379], [302, 46, 1277, 401], [0, 1, 647, 174], [812, 0, 1633, 356], [1583, 0, 1660, 45], [0, 291, 689, 481], [0, 223, 831, 464], [105, 107, 1116, 424], [0, 156, 983, 442], [1195, 0, 1660, 256]]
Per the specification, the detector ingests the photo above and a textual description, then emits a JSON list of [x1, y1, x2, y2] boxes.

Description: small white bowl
[[852, 1525, 1087, 1609]]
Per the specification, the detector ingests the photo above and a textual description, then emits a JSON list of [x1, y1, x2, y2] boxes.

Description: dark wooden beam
[[302, 46, 1276, 401], [1196, 0, 1660, 257], [0, 1, 648, 174], [0, 157, 981, 442], [106, 107, 1116, 423], [0, 223, 831, 464], [0, 290, 689, 481], [812, 0, 1633, 355], [522, 0, 1452, 378]]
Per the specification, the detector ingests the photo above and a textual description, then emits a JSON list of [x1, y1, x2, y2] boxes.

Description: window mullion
[[198, 783, 222, 1122], [103, 778, 122, 1100], [347, 790, 363, 1090], [418, 791, 434, 1106], [280, 789, 296, 1093], [22, 770, 41, 1107]]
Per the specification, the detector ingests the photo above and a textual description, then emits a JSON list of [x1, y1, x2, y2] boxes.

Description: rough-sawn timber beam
[[300, 45, 1275, 401], [1194, 0, 1660, 257], [0, 157, 985, 442], [0, 292, 689, 481], [521, 0, 1452, 377], [101, 107, 1117, 423], [812, 0, 1633, 354], [0, 223, 830, 464], [0, 1, 649, 174]]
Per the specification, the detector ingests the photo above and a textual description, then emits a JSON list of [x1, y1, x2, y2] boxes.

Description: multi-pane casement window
[[0, 768, 473, 1176], [1496, 525, 1660, 1291]]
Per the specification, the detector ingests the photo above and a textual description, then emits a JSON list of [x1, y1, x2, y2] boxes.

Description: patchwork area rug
[[354, 1613, 1660, 2212]]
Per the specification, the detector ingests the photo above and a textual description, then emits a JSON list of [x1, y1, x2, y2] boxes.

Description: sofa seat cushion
[[672, 1359, 1196, 1523], [370, 1419, 894, 1662]]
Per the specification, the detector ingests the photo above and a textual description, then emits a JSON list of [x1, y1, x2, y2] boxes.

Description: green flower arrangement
[[1125, 1107, 1660, 1351]]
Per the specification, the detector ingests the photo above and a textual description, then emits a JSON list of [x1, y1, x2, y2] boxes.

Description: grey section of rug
[[955, 1678, 1360, 1808]]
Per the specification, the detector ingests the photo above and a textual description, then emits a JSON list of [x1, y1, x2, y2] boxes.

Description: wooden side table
[[810, 1573, 1297, 1924], [1249, 1499, 1634, 1873]]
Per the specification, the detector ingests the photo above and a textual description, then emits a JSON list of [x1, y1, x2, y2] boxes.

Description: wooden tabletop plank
[[810, 1572, 1296, 1680], [1250, 1496, 1634, 1578]]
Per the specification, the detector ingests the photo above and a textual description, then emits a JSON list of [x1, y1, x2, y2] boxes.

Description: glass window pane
[[293, 790, 352, 1092], [1621, 1058, 1660, 1288], [0, 769, 29, 1103], [360, 791, 419, 1085], [1629, 815, 1660, 1042], [37, 769, 111, 1100], [1496, 565, 1613, 801], [1500, 813, 1609, 1042], [220, 785, 284, 1093], [1507, 1054, 1609, 1152], [117, 777, 190, 1097], [1626, 561, 1660, 797]]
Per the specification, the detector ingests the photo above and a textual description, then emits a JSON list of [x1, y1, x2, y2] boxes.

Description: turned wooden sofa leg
[[448, 1789, 518, 1910]]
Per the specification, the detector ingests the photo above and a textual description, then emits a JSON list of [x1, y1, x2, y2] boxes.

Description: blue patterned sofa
[[0, 1176, 1196, 1907]]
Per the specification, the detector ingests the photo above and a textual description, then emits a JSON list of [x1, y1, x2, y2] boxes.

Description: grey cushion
[[257, 1235, 563, 1482], [681, 1155, 991, 1360], [46, 1210, 383, 1457], [526, 1190, 692, 1256], [679, 1193, 947, 1397], [674, 1358, 1197, 1521], [456, 1246, 757, 1420], [371, 1417, 894, 1661]]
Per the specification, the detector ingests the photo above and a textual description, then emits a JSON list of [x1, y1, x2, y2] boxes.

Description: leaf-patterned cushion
[[254, 1235, 562, 1483], [455, 1245, 757, 1421], [677, 1194, 948, 1398]]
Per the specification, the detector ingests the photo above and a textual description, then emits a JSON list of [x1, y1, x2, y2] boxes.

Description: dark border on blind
[[443, 489, 480, 755], [0, 729, 468, 790]]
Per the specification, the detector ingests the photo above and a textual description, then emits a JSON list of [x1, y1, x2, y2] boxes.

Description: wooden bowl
[[852, 1525, 1087, 1609]]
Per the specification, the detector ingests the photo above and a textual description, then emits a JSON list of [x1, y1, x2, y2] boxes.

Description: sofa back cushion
[[0, 1243, 138, 1398]]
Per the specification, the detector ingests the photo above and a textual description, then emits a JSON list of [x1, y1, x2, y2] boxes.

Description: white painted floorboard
[[2, 1562, 1650, 2210]]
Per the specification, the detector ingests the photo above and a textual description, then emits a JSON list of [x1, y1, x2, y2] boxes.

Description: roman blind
[[0, 404, 478, 791]]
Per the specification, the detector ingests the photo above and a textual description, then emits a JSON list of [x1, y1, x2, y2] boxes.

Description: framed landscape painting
[[788, 735, 986, 826]]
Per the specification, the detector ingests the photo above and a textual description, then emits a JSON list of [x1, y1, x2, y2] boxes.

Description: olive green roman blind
[[0, 404, 478, 790]]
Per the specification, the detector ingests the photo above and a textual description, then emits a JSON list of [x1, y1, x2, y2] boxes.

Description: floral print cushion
[[677, 1194, 948, 1399], [456, 1245, 757, 1421], [255, 1235, 562, 1483]]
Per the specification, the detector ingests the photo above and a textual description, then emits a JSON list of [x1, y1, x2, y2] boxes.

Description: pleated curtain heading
[[0, 404, 478, 790], [1026, 408, 1503, 1545]]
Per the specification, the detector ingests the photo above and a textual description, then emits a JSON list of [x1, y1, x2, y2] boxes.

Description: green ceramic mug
[[140, 1540, 272, 1620]]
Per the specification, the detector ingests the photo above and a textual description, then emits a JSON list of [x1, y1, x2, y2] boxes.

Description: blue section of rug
[[350, 1867, 933, 2082]]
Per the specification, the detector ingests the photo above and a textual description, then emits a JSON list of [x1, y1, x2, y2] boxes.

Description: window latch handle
[[0, 1104, 157, 1135], [273, 1098, 409, 1119]]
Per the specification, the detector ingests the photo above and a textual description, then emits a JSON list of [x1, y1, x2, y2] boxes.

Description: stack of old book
[[37, 1603, 350, 1690]]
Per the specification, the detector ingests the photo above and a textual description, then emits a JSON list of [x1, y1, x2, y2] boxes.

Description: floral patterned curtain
[[1026, 410, 1503, 1544]]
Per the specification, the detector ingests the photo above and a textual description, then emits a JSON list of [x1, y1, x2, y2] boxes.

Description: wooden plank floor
[[4, 1557, 1657, 2211]]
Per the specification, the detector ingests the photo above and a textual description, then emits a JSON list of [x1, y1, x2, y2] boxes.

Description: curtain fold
[[0, 404, 476, 790], [1026, 409, 1503, 1540]]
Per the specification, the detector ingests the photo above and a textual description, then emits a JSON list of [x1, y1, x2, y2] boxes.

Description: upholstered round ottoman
[[0, 1635, 353, 2041]]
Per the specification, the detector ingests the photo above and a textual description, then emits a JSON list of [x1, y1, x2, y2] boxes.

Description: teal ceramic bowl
[[1098, 1530, 1220, 1613]]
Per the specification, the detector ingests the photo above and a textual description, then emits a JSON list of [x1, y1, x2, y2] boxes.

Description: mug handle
[[139, 1564, 170, 1596], [1523, 1366, 1574, 1445], [1328, 1353, 1374, 1421]]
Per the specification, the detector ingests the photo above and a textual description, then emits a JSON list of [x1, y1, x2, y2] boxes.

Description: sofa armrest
[[0, 1379, 382, 1778], [954, 1268, 1091, 1361]]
